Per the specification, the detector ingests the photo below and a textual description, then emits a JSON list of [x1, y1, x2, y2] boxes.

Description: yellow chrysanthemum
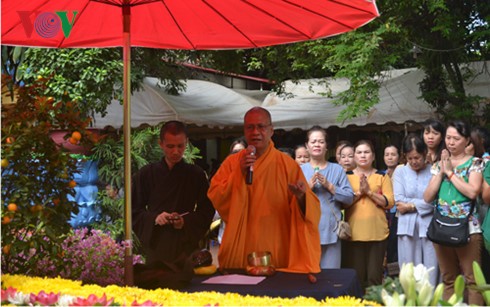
[[2, 274, 380, 306]]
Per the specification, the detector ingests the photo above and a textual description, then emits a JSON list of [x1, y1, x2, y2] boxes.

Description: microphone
[[246, 145, 256, 185]]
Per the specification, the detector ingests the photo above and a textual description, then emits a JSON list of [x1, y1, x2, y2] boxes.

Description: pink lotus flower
[[1, 286, 17, 303], [29, 290, 60, 305], [70, 293, 115, 306]]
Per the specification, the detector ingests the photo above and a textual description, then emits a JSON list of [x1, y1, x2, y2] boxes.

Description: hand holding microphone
[[245, 145, 256, 185]]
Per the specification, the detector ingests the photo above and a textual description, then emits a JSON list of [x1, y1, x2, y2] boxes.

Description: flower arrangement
[[1, 274, 379, 306], [36, 228, 143, 286], [367, 261, 490, 306]]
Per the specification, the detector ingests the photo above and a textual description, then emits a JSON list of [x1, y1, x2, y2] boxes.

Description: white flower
[[399, 263, 414, 295], [381, 289, 406, 306], [413, 263, 435, 290], [56, 294, 76, 306], [416, 280, 434, 306], [8, 291, 29, 305]]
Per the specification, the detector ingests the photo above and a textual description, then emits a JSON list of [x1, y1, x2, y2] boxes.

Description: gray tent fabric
[[93, 61, 489, 131], [262, 68, 435, 130], [92, 78, 257, 129]]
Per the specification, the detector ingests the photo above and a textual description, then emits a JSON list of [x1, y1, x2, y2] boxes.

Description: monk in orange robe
[[208, 107, 321, 273]]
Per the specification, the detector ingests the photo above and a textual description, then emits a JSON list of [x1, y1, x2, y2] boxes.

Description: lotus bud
[[430, 283, 444, 306], [381, 288, 393, 306], [393, 291, 406, 306], [448, 275, 465, 305], [381, 289, 405, 307], [472, 261, 490, 305], [414, 263, 434, 290], [417, 280, 434, 306], [400, 262, 414, 294], [454, 274, 465, 298], [398, 293, 406, 306]]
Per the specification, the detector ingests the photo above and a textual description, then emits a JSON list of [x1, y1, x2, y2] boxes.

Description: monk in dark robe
[[132, 121, 215, 265]]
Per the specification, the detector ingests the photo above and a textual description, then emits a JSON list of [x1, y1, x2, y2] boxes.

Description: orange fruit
[[71, 131, 82, 141], [68, 180, 77, 188], [5, 137, 14, 144], [2, 216, 12, 224], [68, 137, 78, 145], [1, 159, 9, 168], [2, 244, 11, 255], [53, 198, 60, 206], [7, 203, 17, 212]]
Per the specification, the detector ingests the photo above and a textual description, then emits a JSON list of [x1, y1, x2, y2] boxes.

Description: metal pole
[[123, 3, 133, 286]]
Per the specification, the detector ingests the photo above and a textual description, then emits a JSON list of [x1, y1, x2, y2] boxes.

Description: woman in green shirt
[[424, 120, 484, 305]]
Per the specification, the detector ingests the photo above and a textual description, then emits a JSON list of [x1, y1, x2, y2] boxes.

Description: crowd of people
[[130, 107, 490, 305]]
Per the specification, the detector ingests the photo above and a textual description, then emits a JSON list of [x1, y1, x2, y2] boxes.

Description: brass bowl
[[247, 251, 272, 267]]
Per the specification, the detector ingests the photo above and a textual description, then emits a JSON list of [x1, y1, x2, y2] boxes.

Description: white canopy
[[93, 61, 489, 131]]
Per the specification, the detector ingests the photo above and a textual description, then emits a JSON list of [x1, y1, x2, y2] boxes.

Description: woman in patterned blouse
[[424, 120, 484, 305]]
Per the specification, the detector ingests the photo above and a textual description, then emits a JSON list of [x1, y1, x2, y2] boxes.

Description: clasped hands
[[155, 211, 184, 229], [308, 172, 335, 193], [440, 149, 453, 177], [396, 201, 415, 214], [354, 174, 376, 199]]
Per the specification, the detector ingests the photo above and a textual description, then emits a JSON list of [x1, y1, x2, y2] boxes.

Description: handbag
[[327, 200, 351, 240], [336, 219, 352, 240], [427, 202, 475, 247]]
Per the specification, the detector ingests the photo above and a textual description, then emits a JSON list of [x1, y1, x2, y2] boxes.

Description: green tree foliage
[[7, 47, 194, 122], [212, 0, 489, 125]]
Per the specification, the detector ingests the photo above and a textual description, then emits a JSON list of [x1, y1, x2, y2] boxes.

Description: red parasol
[[2, 0, 378, 49], [2, 0, 379, 285]]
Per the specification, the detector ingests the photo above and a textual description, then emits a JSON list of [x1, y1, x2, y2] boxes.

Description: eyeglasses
[[244, 123, 271, 132]]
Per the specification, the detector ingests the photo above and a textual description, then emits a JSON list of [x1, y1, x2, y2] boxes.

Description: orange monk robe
[[208, 142, 321, 273]]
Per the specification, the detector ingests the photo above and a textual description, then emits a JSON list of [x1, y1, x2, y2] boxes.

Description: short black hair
[[160, 120, 188, 140], [447, 120, 471, 139], [401, 133, 427, 155]]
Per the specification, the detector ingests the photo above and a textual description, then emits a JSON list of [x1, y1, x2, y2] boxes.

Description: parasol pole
[[123, 3, 134, 286]]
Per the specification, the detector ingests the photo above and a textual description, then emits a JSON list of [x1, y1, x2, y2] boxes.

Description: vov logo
[[17, 11, 78, 39]]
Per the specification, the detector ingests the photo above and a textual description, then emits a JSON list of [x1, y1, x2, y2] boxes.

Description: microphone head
[[247, 145, 256, 155]]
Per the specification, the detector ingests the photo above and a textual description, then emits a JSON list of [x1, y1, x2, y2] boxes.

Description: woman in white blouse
[[392, 133, 439, 286]]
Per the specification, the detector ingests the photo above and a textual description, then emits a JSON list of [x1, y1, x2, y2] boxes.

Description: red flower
[[29, 290, 60, 305], [70, 293, 115, 306], [1, 287, 17, 303]]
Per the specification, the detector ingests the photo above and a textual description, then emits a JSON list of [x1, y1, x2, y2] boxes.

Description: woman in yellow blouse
[[343, 140, 395, 288]]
